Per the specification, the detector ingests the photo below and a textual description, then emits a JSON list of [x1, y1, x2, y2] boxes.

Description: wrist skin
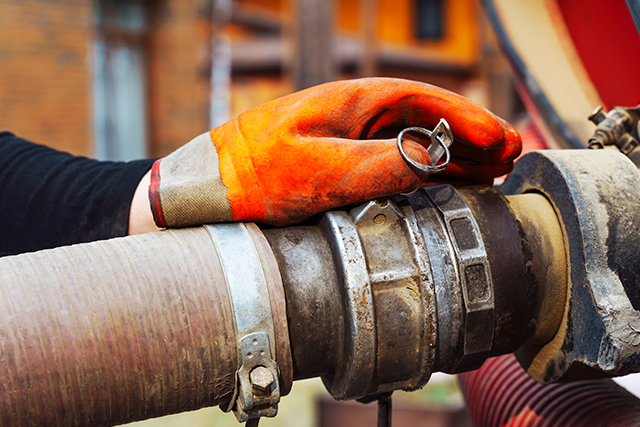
[[128, 169, 163, 235]]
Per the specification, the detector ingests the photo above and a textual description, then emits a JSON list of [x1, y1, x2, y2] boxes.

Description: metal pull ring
[[397, 118, 454, 174]]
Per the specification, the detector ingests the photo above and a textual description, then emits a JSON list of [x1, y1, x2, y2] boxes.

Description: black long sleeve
[[0, 132, 155, 256]]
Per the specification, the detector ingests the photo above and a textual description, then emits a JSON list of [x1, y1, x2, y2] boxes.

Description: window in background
[[93, 0, 149, 161], [415, 0, 445, 41]]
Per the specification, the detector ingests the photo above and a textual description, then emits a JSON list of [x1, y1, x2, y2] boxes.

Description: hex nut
[[250, 366, 274, 393]]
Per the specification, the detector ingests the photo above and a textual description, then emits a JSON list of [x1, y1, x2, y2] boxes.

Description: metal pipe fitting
[[460, 188, 567, 358], [265, 198, 437, 400], [504, 192, 567, 346], [1, 148, 639, 426], [264, 182, 569, 403]]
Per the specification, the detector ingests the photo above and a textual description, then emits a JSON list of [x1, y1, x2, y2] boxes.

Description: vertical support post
[[377, 393, 392, 427], [292, 0, 336, 90], [360, 0, 377, 77], [210, 0, 232, 128]]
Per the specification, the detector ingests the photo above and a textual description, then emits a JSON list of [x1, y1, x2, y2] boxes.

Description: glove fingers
[[362, 125, 516, 177], [447, 117, 522, 164], [238, 137, 431, 225], [286, 78, 514, 151], [242, 77, 522, 165], [338, 79, 522, 164], [340, 79, 510, 151], [368, 125, 520, 166]]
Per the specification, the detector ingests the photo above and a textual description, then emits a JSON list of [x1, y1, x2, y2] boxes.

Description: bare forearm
[[128, 169, 162, 235]]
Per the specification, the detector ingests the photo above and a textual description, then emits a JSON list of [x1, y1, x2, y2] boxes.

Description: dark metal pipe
[[460, 187, 540, 357], [266, 185, 569, 386], [460, 188, 567, 353], [0, 228, 239, 426], [262, 226, 345, 381]]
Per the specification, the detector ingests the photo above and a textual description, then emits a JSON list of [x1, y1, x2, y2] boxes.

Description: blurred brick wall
[[0, 0, 212, 158], [0, 0, 92, 156], [148, 0, 212, 158]]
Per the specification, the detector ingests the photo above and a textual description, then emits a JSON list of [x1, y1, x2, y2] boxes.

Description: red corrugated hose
[[458, 354, 640, 426]]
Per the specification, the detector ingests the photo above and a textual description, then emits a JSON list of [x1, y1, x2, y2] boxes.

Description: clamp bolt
[[250, 366, 274, 393], [373, 214, 387, 225]]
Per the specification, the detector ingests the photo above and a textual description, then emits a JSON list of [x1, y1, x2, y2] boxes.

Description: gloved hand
[[149, 78, 521, 228]]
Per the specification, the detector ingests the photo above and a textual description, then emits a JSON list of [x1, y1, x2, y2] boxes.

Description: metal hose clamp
[[397, 118, 454, 173], [205, 223, 281, 424]]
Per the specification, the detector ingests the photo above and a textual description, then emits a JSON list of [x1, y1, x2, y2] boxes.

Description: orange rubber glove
[[149, 78, 521, 228]]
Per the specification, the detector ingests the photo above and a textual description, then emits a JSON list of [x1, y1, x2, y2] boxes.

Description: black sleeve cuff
[[0, 132, 156, 256]]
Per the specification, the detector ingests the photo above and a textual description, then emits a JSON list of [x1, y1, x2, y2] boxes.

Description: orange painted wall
[[238, 0, 480, 64], [370, 0, 479, 65]]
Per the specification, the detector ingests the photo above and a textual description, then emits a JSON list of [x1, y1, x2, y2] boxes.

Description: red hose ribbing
[[458, 354, 640, 427]]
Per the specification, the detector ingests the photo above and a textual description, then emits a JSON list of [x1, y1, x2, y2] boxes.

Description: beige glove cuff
[[149, 132, 233, 228]]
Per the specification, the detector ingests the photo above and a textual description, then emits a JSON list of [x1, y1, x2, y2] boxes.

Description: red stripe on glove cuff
[[148, 159, 167, 228]]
